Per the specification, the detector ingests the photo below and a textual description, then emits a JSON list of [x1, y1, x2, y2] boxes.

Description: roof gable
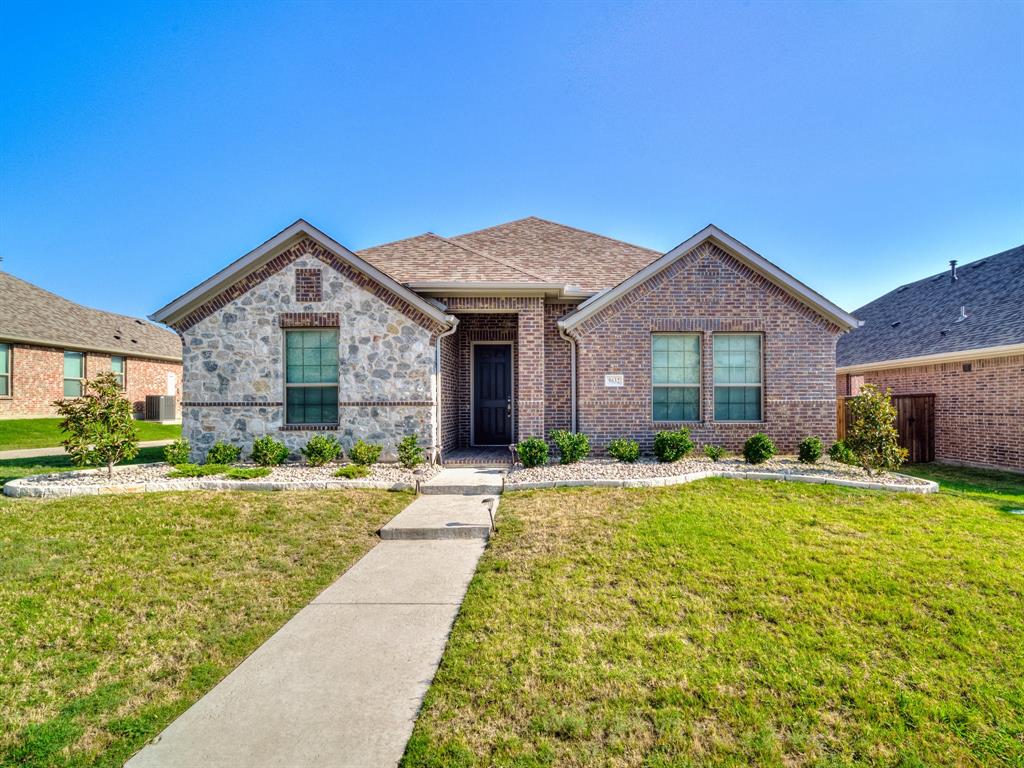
[[150, 220, 453, 331], [0, 272, 182, 360], [837, 244, 1024, 368], [559, 225, 859, 332]]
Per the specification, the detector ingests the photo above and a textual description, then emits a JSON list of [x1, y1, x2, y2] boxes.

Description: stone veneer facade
[[838, 353, 1024, 471], [179, 250, 437, 460]]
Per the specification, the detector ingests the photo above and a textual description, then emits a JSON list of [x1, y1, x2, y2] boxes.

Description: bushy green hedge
[[301, 435, 343, 467], [250, 435, 289, 466], [798, 436, 823, 464], [349, 438, 383, 466], [829, 440, 856, 465], [703, 444, 725, 462], [742, 433, 776, 464], [167, 463, 230, 478], [397, 435, 424, 469], [654, 428, 694, 462], [549, 430, 590, 465], [335, 464, 370, 479], [517, 437, 549, 468], [207, 441, 241, 465], [163, 439, 191, 465], [225, 467, 271, 480], [607, 438, 640, 463]]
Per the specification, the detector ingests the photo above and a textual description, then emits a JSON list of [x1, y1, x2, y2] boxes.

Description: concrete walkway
[[0, 439, 175, 461], [125, 468, 500, 768]]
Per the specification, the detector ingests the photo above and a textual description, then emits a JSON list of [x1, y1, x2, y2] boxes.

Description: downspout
[[433, 316, 460, 464], [557, 324, 577, 433]]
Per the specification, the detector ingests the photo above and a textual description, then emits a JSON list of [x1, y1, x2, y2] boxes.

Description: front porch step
[[421, 467, 505, 496], [379, 493, 497, 540]]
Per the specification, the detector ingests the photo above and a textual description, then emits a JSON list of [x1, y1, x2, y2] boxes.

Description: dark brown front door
[[473, 344, 512, 445]]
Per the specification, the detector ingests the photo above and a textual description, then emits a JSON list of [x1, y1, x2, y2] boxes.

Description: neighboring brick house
[[0, 272, 182, 421], [837, 245, 1024, 472], [150, 218, 858, 462]]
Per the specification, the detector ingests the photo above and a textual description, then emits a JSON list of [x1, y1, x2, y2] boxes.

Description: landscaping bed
[[506, 455, 936, 492], [3, 461, 442, 497]]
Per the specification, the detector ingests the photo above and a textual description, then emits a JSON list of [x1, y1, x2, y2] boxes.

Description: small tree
[[845, 384, 908, 475], [53, 372, 139, 478]]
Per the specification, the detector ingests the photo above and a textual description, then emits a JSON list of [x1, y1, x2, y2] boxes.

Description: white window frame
[[0, 343, 10, 398], [283, 329, 340, 426], [110, 355, 126, 390], [63, 351, 86, 398], [651, 332, 701, 423], [712, 332, 764, 422]]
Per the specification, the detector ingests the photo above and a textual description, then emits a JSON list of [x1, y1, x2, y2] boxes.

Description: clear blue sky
[[1, 0, 1021, 319]]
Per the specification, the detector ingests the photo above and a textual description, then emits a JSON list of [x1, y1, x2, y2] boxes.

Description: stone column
[[516, 298, 546, 440]]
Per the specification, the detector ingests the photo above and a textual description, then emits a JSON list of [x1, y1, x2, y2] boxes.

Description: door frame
[[470, 341, 515, 447]]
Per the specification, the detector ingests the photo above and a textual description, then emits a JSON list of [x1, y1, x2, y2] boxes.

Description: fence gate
[[837, 393, 935, 464]]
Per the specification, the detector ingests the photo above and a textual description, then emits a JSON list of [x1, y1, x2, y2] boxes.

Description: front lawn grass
[[0, 418, 181, 451], [404, 473, 1024, 767], [1, 489, 409, 767], [0, 446, 168, 487]]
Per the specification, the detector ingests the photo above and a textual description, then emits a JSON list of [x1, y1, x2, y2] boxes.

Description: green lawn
[[0, 446, 168, 487], [404, 469, 1024, 767], [0, 489, 410, 767], [0, 418, 181, 451]]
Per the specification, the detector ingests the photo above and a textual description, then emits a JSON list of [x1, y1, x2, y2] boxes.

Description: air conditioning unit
[[145, 395, 176, 421]]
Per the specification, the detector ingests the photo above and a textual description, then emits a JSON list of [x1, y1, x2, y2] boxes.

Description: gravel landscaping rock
[[506, 455, 934, 491]]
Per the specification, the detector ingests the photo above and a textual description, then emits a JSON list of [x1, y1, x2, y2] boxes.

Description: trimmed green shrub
[[397, 435, 424, 469], [167, 463, 230, 478], [349, 438, 383, 466], [654, 427, 694, 462], [829, 440, 856, 465], [163, 438, 191, 465], [225, 467, 271, 480], [207, 441, 241, 465], [798, 436, 823, 464], [250, 435, 289, 466], [845, 384, 909, 474], [301, 435, 343, 467], [743, 433, 776, 464], [54, 371, 139, 478], [607, 438, 640, 463], [703, 444, 725, 462], [517, 437, 549, 468], [335, 464, 371, 479], [549, 430, 590, 465]]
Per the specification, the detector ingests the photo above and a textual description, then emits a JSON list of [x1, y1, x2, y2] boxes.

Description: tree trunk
[[107, 459, 114, 479]]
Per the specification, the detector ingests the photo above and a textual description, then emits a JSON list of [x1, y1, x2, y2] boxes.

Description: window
[[285, 329, 339, 424], [0, 343, 10, 396], [63, 351, 85, 397], [111, 356, 125, 390], [652, 333, 700, 421], [713, 334, 762, 421]]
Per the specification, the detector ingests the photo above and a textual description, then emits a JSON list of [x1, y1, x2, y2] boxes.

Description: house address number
[[604, 374, 624, 387]]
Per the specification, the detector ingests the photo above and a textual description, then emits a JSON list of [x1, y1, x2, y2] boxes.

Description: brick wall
[[838, 353, 1024, 471], [544, 303, 574, 434], [0, 342, 181, 420], [569, 242, 842, 453]]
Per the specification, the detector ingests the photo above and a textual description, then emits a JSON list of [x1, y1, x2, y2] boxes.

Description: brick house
[[837, 245, 1023, 472], [150, 218, 858, 462], [0, 272, 182, 421]]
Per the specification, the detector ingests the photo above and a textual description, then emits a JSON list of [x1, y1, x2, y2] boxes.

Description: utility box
[[145, 395, 176, 422]]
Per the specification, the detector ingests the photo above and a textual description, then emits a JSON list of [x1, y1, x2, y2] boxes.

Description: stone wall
[[180, 254, 436, 461]]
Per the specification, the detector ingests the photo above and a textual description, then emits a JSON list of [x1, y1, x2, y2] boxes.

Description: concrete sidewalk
[[0, 439, 175, 461], [125, 468, 500, 768]]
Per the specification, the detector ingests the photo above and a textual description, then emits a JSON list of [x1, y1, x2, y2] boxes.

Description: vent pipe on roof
[[949, 260, 958, 281]]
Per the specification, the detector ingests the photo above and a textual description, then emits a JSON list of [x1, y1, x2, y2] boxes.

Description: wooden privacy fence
[[837, 393, 935, 464]]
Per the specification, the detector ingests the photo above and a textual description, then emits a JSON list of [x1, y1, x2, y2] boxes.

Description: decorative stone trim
[[338, 400, 434, 407], [280, 423, 339, 431], [172, 237, 448, 336], [295, 268, 323, 302], [181, 401, 283, 407], [278, 312, 339, 328], [506, 469, 938, 494]]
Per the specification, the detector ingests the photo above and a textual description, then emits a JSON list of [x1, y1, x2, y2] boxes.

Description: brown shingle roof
[[357, 232, 546, 284], [359, 217, 661, 292], [0, 272, 182, 360]]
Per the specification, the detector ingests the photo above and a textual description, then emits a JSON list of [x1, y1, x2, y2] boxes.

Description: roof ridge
[[523, 215, 661, 255], [447, 215, 537, 241], [427, 232, 550, 283]]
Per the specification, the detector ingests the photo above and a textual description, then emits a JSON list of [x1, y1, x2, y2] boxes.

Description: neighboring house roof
[[837, 244, 1024, 370], [149, 219, 454, 330], [559, 224, 860, 332], [359, 216, 661, 293], [0, 271, 182, 361]]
